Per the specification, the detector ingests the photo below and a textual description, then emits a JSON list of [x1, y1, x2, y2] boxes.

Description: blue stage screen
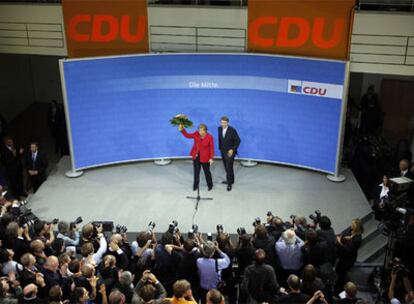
[[61, 54, 346, 173]]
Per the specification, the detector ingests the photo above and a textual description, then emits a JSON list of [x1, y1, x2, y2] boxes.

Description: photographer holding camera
[[197, 240, 230, 302], [56, 220, 80, 249], [176, 237, 202, 302], [235, 233, 255, 282], [32, 220, 56, 256], [132, 270, 167, 304], [80, 223, 103, 253], [388, 258, 414, 304], [106, 233, 130, 270], [317, 216, 337, 266], [252, 224, 277, 271], [153, 229, 182, 296]]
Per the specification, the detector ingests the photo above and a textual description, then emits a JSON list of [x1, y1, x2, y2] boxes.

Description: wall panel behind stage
[[61, 53, 346, 173]]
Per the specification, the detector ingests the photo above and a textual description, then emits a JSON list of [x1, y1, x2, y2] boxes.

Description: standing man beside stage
[[24, 142, 48, 193], [179, 123, 214, 191], [218, 116, 240, 191]]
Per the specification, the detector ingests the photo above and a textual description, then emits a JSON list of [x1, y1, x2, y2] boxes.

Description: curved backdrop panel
[[61, 53, 346, 173]]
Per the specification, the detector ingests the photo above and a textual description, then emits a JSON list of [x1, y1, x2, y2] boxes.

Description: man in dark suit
[[218, 116, 240, 191], [24, 142, 48, 193], [0, 136, 26, 198]]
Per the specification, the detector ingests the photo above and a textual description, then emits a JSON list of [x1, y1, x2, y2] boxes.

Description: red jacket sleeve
[[209, 134, 214, 160], [181, 129, 195, 139]]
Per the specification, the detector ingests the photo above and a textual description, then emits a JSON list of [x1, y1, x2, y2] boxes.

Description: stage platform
[[28, 157, 372, 235]]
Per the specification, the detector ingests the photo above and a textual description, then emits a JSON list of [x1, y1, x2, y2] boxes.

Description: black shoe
[[208, 186, 213, 191], [227, 185, 232, 191], [221, 181, 228, 185]]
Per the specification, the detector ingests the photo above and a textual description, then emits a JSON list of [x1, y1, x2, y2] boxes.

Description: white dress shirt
[[222, 127, 228, 138], [379, 183, 389, 199]]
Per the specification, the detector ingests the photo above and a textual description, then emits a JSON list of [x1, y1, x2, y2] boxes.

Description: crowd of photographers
[[0, 184, 379, 304]]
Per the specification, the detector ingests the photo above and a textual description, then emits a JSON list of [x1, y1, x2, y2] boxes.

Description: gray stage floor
[[28, 157, 372, 235]]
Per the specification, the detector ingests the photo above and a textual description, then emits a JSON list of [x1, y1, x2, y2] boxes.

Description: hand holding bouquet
[[170, 114, 193, 131]]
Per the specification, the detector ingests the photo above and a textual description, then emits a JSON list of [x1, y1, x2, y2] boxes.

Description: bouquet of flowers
[[170, 114, 193, 128]]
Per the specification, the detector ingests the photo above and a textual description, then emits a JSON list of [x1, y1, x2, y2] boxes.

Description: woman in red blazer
[[179, 123, 214, 191]]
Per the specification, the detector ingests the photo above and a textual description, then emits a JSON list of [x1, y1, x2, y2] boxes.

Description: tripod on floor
[[186, 186, 213, 211]]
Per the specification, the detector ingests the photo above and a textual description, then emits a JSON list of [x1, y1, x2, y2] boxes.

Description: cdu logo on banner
[[248, 0, 356, 60], [62, 0, 149, 58], [288, 79, 343, 99]]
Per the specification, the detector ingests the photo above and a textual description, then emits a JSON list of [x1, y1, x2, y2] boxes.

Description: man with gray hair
[[56, 221, 80, 248], [109, 289, 126, 304], [196, 241, 230, 300], [115, 271, 134, 303], [275, 229, 304, 285]]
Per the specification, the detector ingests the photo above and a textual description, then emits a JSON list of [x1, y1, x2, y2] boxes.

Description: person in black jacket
[[241, 249, 279, 303], [335, 219, 363, 293], [252, 225, 277, 271], [317, 216, 337, 266], [0, 136, 26, 198], [301, 229, 328, 269], [24, 142, 48, 193], [176, 239, 201, 301], [218, 116, 240, 191]]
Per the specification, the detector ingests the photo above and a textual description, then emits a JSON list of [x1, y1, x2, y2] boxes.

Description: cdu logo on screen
[[288, 80, 302, 94], [288, 79, 343, 99]]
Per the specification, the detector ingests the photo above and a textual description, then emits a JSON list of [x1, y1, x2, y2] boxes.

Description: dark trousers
[[29, 174, 45, 193], [6, 170, 24, 197], [221, 151, 235, 185], [193, 156, 213, 189]]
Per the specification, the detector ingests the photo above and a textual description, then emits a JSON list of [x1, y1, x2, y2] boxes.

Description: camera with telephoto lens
[[252, 217, 261, 227], [188, 224, 199, 238], [17, 208, 36, 227], [70, 216, 83, 230], [146, 221, 156, 235], [309, 210, 322, 225], [390, 257, 410, 276], [168, 220, 178, 234], [116, 225, 128, 234], [216, 224, 224, 233], [47, 218, 59, 225], [237, 227, 246, 235]]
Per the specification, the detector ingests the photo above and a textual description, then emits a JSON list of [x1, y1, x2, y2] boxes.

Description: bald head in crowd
[[44, 255, 59, 272], [206, 289, 224, 304], [109, 289, 126, 304], [30, 239, 45, 254]]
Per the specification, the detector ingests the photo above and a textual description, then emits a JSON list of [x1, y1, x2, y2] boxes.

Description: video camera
[[252, 217, 261, 227], [69, 216, 83, 230], [116, 225, 128, 234], [17, 208, 38, 227], [188, 224, 199, 238], [168, 220, 178, 235], [146, 221, 156, 235], [47, 218, 59, 226], [92, 221, 114, 233], [309, 210, 322, 226], [237, 227, 246, 235], [390, 257, 410, 276]]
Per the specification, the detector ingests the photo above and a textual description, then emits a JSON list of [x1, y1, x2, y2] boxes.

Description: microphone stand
[[186, 186, 213, 211]]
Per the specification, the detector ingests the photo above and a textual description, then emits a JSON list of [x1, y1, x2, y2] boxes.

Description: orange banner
[[62, 0, 149, 58], [248, 0, 355, 60]]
